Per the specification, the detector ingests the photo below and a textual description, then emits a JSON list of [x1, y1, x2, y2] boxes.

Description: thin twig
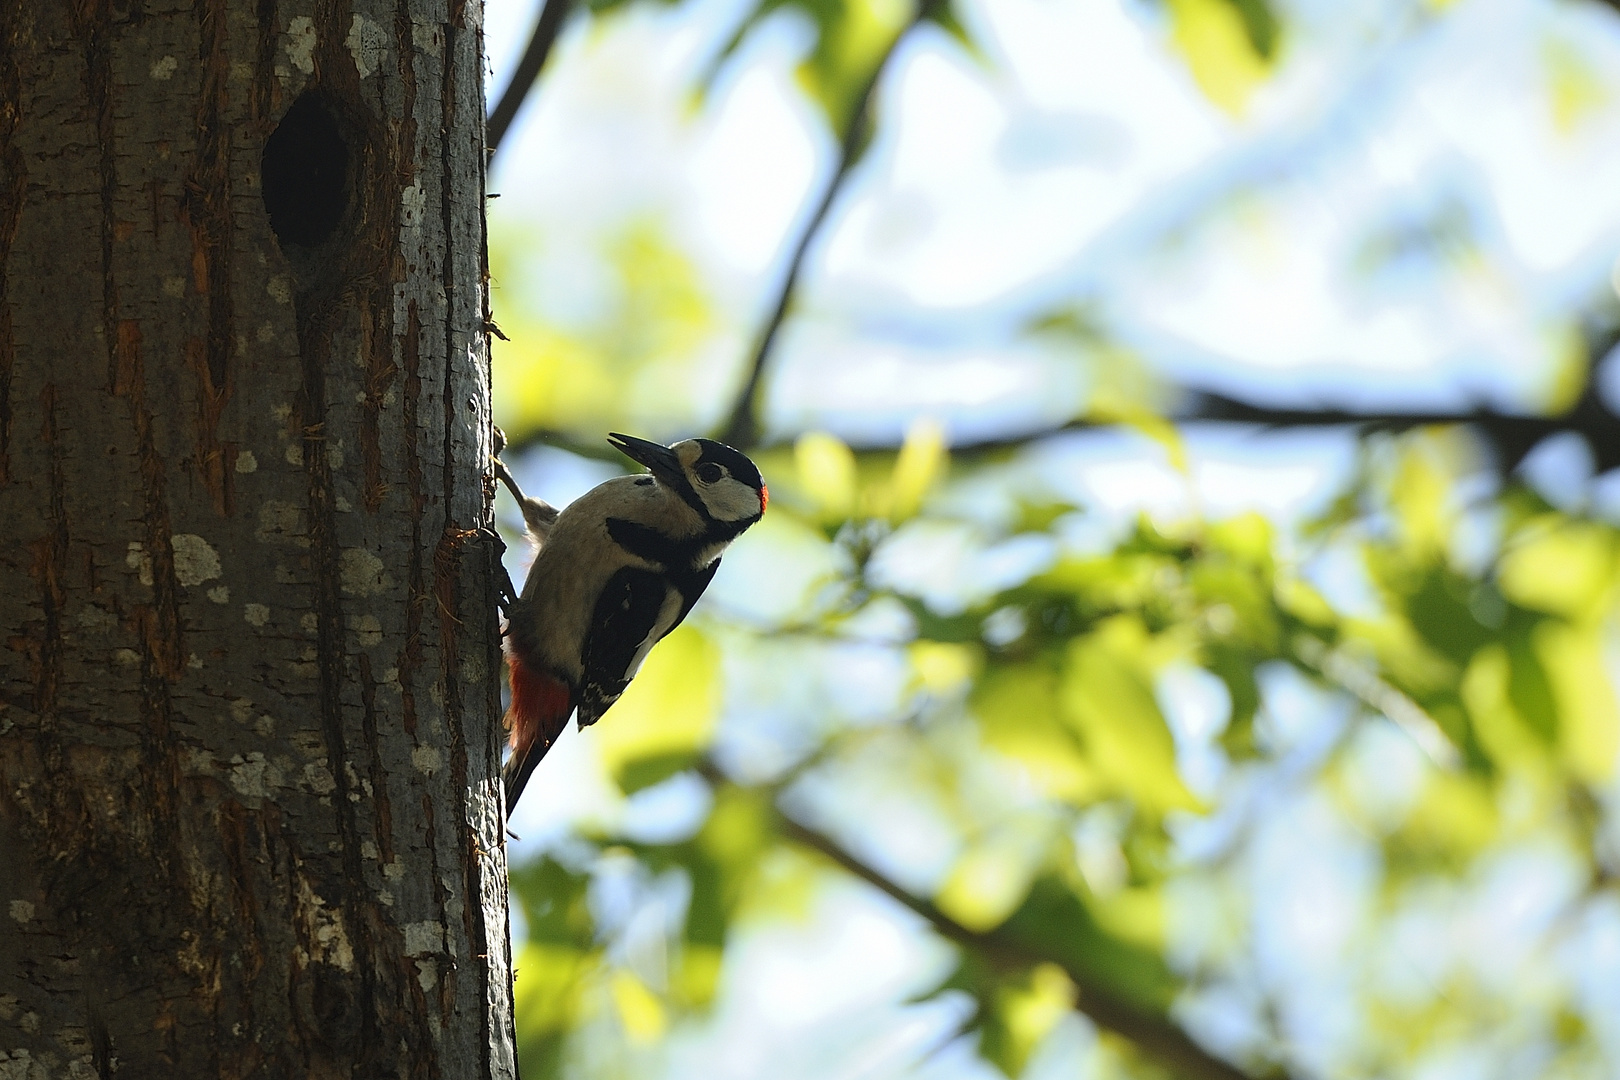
[[718, 0, 947, 449], [487, 0, 576, 160], [775, 815, 1287, 1080]]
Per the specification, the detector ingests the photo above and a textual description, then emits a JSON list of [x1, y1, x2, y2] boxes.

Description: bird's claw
[[475, 526, 519, 619]]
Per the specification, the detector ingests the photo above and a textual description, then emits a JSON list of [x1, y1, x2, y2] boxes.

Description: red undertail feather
[[503, 650, 572, 812]]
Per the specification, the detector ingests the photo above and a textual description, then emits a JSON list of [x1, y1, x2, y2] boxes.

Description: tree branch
[[775, 815, 1287, 1080], [487, 0, 576, 160], [1182, 385, 1620, 474], [718, 0, 947, 449], [502, 325, 1620, 483], [501, 377, 1620, 487]]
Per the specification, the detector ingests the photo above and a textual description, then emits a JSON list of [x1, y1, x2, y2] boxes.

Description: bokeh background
[[481, 0, 1620, 1076]]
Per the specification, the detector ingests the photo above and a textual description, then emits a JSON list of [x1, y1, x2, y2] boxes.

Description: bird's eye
[[696, 462, 724, 484]]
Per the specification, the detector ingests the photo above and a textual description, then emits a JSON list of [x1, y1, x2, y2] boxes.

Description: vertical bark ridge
[[252, 0, 281, 127], [88, 3, 188, 875], [30, 384, 67, 723], [399, 300, 427, 742], [217, 800, 270, 1072], [294, 304, 384, 1064], [0, 0, 23, 486], [436, 17, 499, 1071], [396, 295, 444, 1068], [420, 786, 454, 1021], [356, 652, 398, 863], [185, 0, 239, 516], [74, 0, 118, 394], [360, 306, 398, 511]]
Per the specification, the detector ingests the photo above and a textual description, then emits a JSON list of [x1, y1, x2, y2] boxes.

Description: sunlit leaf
[[1275, 575, 1336, 629], [491, 217, 720, 439], [1189, 558, 1278, 651], [991, 964, 1076, 1077], [1540, 321, 1589, 413], [890, 416, 948, 521], [1086, 885, 1165, 954], [796, 430, 859, 521], [513, 937, 599, 1079], [1062, 617, 1201, 815], [972, 661, 1100, 802], [1388, 435, 1460, 561], [911, 640, 981, 696], [1000, 878, 1178, 1012], [1165, 0, 1277, 115], [706, 0, 911, 135], [1391, 770, 1499, 870], [937, 839, 1047, 933], [1544, 36, 1608, 135], [610, 969, 668, 1042], [1462, 643, 1551, 769], [595, 626, 720, 792], [700, 785, 773, 870], [1534, 620, 1620, 783], [1498, 521, 1617, 623]]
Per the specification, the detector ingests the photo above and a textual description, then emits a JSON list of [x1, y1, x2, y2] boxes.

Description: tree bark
[[0, 2, 514, 1076]]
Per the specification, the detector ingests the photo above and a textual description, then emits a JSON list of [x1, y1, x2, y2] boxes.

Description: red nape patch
[[759, 483, 769, 514], [505, 651, 572, 758]]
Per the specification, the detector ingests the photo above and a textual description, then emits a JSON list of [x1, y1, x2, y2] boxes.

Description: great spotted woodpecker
[[497, 433, 767, 811]]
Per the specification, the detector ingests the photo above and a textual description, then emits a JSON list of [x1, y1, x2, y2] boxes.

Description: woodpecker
[[497, 433, 767, 812]]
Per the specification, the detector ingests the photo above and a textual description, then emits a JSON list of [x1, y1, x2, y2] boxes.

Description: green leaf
[[919, 0, 977, 59], [595, 625, 720, 793], [972, 661, 1100, 803], [1506, 616, 1559, 746], [510, 857, 595, 944], [509, 858, 600, 1079], [1061, 617, 1201, 815], [999, 877, 1178, 1013], [1402, 564, 1495, 666], [1165, 0, 1280, 114], [701, 0, 912, 134]]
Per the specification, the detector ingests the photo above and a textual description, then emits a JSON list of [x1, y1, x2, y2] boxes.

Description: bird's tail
[[503, 651, 574, 813]]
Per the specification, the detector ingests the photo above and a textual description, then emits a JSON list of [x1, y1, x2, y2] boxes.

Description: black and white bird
[[497, 433, 767, 812]]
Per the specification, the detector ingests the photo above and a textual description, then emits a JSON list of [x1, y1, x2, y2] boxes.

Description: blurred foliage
[[712, 0, 913, 130], [504, 421, 1620, 1078], [491, 219, 721, 438], [1164, 0, 1279, 113], [488, 0, 1620, 1076]]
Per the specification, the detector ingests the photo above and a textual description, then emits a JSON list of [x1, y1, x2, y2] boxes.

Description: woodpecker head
[[608, 433, 768, 525]]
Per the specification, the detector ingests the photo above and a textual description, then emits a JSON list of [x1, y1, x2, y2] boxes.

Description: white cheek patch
[[701, 478, 761, 522]]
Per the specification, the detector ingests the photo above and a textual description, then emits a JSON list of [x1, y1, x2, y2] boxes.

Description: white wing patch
[[621, 587, 686, 684]]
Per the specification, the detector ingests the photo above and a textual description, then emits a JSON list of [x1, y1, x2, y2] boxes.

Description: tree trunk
[[0, 2, 514, 1076]]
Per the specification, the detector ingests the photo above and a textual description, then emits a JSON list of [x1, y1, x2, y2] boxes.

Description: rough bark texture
[[0, 1, 515, 1076]]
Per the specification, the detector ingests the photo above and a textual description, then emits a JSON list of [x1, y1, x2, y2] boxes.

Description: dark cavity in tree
[[262, 93, 350, 248]]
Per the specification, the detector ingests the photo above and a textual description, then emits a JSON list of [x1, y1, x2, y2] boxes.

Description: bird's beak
[[607, 433, 684, 486]]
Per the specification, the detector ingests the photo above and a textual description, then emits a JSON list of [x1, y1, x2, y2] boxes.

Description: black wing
[[667, 557, 721, 636], [578, 566, 670, 727]]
